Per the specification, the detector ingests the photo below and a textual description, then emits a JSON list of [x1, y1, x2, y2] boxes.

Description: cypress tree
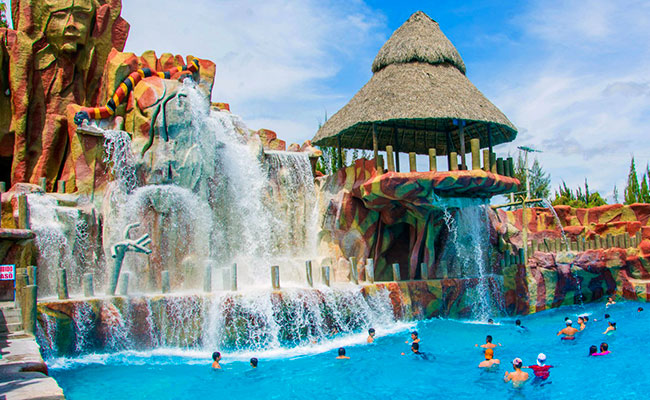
[[640, 172, 650, 203], [624, 157, 640, 204]]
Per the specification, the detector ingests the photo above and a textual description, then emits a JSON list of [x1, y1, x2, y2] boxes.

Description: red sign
[[0, 265, 15, 281]]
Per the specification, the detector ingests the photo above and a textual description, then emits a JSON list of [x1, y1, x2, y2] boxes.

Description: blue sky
[[4, 0, 650, 200]]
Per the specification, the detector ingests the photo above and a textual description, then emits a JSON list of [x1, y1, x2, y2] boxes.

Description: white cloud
[[489, 0, 650, 201], [121, 0, 385, 144]]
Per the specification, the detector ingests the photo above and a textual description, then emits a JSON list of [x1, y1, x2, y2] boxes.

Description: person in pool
[[250, 358, 258, 368], [603, 321, 616, 335], [476, 335, 501, 349], [523, 353, 553, 384], [606, 296, 616, 308], [405, 331, 420, 344], [515, 319, 528, 331], [336, 347, 350, 359], [504, 358, 529, 387], [402, 342, 432, 360], [557, 319, 579, 340], [592, 342, 611, 356], [478, 348, 500, 369], [589, 345, 598, 356], [212, 352, 222, 369], [638, 307, 644, 313], [577, 316, 586, 331], [488, 318, 495, 324], [367, 328, 376, 343]]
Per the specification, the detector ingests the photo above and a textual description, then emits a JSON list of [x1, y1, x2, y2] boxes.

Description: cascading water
[[541, 198, 569, 249], [437, 198, 503, 320]]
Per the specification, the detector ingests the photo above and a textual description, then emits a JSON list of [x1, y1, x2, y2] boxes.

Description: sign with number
[[0, 265, 15, 281]]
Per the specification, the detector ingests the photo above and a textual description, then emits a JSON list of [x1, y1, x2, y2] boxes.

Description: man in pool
[[212, 352, 222, 369], [367, 328, 376, 343], [638, 307, 644, 312], [504, 358, 529, 387], [402, 342, 432, 360], [557, 319, 579, 340], [475, 335, 501, 349], [336, 347, 350, 359], [523, 353, 553, 385], [515, 319, 528, 332], [405, 331, 420, 344], [250, 358, 258, 368], [478, 348, 500, 369]]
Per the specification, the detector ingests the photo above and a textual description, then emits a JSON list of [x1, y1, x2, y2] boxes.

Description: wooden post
[[439, 260, 449, 278], [349, 257, 358, 284], [377, 155, 385, 174], [409, 152, 417, 172], [606, 234, 613, 248], [636, 231, 643, 247], [366, 259, 375, 283], [118, 273, 129, 296], [386, 145, 395, 172], [490, 153, 497, 173], [429, 148, 437, 172], [161, 270, 170, 293], [449, 152, 458, 171], [470, 138, 480, 170], [570, 240, 577, 251], [57, 180, 66, 194], [456, 119, 467, 169], [393, 127, 400, 172], [321, 266, 331, 287], [271, 265, 280, 290], [487, 124, 493, 170], [372, 123, 379, 169], [83, 273, 94, 297], [420, 263, 428, 280], [305, 260, 313, 287], [337, 136, 343, 170], [39, 177, 47, 192], [57, 268, 69, 300], [518, 248, 526, 265], [392, 263, 401, 281], [203, 264, 212, 292], [18, 194, 29, 229], [22, 285, 37, 335], [482, 149, 490, 172], [496, 158, 505, 175], [624, 233, 631, 249], [506, 157, 514, 177]]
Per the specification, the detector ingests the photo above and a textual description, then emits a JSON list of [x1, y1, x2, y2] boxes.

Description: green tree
[[640, 166, 650, 203], [513, 153, 551, 199], [0, 3, 8, 28], [624, 156, 640, 204], [552, 179, 607, 208], [613, 185, 619, 204]]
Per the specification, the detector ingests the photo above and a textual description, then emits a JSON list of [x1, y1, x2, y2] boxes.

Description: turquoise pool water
[[50, 301, 648, 399]]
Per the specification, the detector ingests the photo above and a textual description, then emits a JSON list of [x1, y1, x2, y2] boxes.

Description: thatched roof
[[313, 11, 517, 155]]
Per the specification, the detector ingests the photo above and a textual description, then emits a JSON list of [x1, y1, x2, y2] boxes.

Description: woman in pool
[[603, 321, 616, 335], [592, 342, 611, 356], [589, 345, 598, 356]]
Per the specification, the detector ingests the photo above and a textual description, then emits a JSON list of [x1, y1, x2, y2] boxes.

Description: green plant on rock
[[551, 179, 607, 208]]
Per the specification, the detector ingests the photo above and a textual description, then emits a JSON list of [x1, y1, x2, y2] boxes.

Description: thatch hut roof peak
[[371, 11, 466, 75]]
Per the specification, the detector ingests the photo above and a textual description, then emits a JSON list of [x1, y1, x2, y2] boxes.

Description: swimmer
[[523, 353, 553, 384], [478, 348, 500, 369], [504, 358, 529, 387], [515, 319, 528, 331], [557, 319, 579, 340], [606, 296, 616, 308], [211, 352, 222, 369], [405, 331, 420, 344], [250, 358, 258, 368], [488, 318, 495, 324], [577, 317, 586, 331], [589, 345, 598, 356], [475, 335, 501, 349], [638, 307, 644, 312], [367, 328, 376, 343], [592, 342, 611, 356], [336, 347, 350, 359], [603, 321, 616, 335], [402, 342, 432, 360]]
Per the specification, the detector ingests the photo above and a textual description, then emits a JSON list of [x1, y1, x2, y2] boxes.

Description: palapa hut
[[312, 11, 517, 171]]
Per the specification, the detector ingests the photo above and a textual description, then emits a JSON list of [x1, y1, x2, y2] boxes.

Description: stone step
[[2, 313, 22, 324], [0, 321, 23, 333]]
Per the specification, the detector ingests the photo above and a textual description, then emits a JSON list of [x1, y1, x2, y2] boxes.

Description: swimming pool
[[49, 301, 648, 399]]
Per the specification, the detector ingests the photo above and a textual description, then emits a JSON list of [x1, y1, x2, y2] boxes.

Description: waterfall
[[438, 198, 503, 320]]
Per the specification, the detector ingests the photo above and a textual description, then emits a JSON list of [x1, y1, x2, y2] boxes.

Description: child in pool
[[405, 331, 420, 344], [212, 352, 222, 369], [589, 345, 598, 356], [523, 353, 553, 384], [603, 321, 616, 335], [336, 347, 350, 359], [367, 328, 376, 343], [592, 342, 611, 356]]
